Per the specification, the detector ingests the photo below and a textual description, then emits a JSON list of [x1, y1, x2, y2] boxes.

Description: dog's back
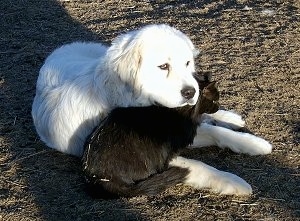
[[38, 42, 107, 88], [32, 42, 108, 156]]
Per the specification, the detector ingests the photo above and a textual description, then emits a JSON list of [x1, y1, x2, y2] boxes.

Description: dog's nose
[[181, 86, 196, 100]]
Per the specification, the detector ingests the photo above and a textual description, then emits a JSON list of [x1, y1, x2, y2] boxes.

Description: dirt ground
[[0, 0, 299, 220]]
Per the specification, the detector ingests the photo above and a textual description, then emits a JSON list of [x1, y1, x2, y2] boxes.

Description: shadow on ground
[[0, 0, 299, 220]]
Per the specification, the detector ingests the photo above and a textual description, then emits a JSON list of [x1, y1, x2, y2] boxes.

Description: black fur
[[82, 74, 219, 198]]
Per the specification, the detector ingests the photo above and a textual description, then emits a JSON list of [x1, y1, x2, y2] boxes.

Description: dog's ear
[[107, 31, 142, 88]]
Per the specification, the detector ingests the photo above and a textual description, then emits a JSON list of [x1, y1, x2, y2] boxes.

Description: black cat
[[82, 74, 219, 198]]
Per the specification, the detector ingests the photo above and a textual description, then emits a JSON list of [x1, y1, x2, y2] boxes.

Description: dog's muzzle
[[181, 86, 196, 100]]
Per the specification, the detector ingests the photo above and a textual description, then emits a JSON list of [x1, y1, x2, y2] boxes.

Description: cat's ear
[[203, 81, 219, 101], [206, 81, 218, 91]]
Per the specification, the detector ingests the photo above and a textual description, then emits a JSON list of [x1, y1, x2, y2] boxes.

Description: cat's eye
[[186, 61, 190, 67]]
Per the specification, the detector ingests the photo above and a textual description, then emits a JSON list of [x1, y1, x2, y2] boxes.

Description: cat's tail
[[85, 167, 189, 199], [130, 166, 189, 196]]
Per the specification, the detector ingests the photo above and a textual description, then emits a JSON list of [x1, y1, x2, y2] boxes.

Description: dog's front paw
[[211, 171, 252, 196], [240, 135, 273, 156], [227, 133, 273, 156]]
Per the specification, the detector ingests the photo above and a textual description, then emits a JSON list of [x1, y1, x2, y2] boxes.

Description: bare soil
[[0, 0, 299, 220]]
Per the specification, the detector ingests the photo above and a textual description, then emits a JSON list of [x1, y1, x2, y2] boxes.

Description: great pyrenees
[[32, 24, 199, 156], [32, 24, 272, 195]]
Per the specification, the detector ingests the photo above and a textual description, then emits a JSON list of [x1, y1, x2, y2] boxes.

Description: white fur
[[176, 110, 272, 195], [192, 110, 272, 155], [32, 24, 199, 156], [169, 156, 252, 195]]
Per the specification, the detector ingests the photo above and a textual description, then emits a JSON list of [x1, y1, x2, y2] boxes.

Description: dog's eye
[[158, 63, 169, 70], [186, 61, 190, 67]]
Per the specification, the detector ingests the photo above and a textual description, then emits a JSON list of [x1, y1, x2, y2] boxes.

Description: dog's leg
[[201, 110, 245, 130], [192, 123, 272, 155], [169, 156, 252, 195]]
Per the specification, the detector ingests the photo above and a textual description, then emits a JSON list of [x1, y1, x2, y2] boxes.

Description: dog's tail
[[85, 167, 189, 199]]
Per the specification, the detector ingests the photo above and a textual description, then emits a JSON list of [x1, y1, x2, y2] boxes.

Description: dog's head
[[108, 24, 200, 108]]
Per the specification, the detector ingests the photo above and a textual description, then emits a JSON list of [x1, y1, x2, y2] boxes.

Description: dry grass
[[0, 0, 299, 220]]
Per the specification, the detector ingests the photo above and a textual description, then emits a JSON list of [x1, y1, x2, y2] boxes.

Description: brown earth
[[0, 0, 299, 220]]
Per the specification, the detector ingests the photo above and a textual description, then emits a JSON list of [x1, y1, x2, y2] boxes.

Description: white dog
[[32, 24, 272, 196]]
